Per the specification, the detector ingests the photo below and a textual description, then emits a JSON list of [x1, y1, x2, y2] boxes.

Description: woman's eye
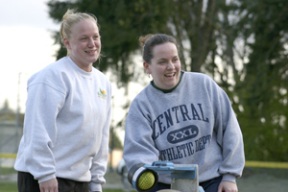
[[158, 60, 166, 64], [173, 57, 179, 62]]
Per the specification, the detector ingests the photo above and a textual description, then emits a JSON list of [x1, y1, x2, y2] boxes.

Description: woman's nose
[[88, 38, 95, 47], [167, 61, 175, 69]]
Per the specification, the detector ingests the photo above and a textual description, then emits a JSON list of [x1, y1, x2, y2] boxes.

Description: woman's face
[[145, 42, 181, 90], [64, 18, 101, 72]]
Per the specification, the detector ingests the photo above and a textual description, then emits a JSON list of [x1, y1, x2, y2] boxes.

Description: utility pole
[[15, 72, 22, 152]]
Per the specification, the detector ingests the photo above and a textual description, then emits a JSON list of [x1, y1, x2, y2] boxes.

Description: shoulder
[[93, 68, 111, 83], [183, 71, 213, 81], [28, 57, 74, 87], [182, 71, 216, 86]]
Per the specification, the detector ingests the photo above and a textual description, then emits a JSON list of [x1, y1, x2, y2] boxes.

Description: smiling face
[[144, 42, 181, 90], [64, 18, 101, 72]]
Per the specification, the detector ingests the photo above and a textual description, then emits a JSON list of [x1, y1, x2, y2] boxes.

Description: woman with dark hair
[[124, 33, 244, 192]]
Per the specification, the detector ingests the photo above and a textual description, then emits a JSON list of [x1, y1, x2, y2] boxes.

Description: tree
[[47, 0, 288, 161], [234, 0, 288, 161]]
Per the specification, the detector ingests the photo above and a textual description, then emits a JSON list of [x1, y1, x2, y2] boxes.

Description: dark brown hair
[[139, 33, 178, 64]]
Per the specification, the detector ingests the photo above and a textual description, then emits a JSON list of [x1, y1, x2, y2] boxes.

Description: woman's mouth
[[85, 49, 97, 55], [164, 72, 176, 77]]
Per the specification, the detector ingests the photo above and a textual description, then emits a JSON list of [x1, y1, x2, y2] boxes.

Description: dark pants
[[200, 176, 222, 192], [17, 172, 89, 192], [152, 176, 222, 192]]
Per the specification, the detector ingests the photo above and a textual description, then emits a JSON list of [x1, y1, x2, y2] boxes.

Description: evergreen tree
[[47, 0, 288, 161]]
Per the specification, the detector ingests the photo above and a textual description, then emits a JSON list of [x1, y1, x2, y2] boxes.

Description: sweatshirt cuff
[[222, 174, 236, 183], [38, 173, 56, 183], [89, 183, 102, 192]]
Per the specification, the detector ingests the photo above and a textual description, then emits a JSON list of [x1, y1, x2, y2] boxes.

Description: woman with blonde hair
[[14, 9, 112, 192]]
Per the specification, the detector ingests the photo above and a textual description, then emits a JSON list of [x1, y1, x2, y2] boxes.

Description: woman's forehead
[[71, 19, 99, 34], [152, 43, 178, 57]]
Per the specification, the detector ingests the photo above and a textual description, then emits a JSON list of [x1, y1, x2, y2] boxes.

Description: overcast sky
[[0, 0, 60, 112], [0, 0, 145, 132], [0, 0, 148, 144]]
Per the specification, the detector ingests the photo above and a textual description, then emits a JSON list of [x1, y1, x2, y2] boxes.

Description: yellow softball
[[138, 171, 156, 190]]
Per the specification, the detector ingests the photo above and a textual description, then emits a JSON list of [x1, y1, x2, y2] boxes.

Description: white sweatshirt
[[14, 56, 112, 191], [124, 71, 245, 184]]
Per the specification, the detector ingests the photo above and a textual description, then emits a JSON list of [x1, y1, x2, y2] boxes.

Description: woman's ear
[[63, 38, 70, 49], [143, 61, 150, 74]]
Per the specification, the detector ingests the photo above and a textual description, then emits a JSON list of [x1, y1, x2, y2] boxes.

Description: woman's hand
[[218, 181, 238, 192], [39, 178, 58, 192]]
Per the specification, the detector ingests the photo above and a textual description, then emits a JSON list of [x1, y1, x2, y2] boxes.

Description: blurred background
[[0, 0, 287, 191]]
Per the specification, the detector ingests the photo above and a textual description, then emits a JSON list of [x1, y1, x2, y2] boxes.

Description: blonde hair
[[60, 9, 99, 43]]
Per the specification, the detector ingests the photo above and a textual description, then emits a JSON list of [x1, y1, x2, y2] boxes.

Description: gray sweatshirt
[[124, 71, 245, 184], [14, 56, 112, 191]]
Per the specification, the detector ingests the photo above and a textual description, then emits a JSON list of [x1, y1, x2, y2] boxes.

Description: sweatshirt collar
[[151, 71, 184, 93], [66, 56, 94, 77]]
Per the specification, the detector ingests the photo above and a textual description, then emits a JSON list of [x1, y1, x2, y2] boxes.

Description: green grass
[[0, 167, 18, 191], [0, 167, 16, 175], [0, 182, 17, 192]]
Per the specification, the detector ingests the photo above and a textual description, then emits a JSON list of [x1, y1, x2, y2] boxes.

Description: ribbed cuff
[[128, 163, 145, 184], [222, 174, 236, 183]]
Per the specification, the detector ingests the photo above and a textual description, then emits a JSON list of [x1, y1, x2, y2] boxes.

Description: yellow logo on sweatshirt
[[98, 88, 107, 99]]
